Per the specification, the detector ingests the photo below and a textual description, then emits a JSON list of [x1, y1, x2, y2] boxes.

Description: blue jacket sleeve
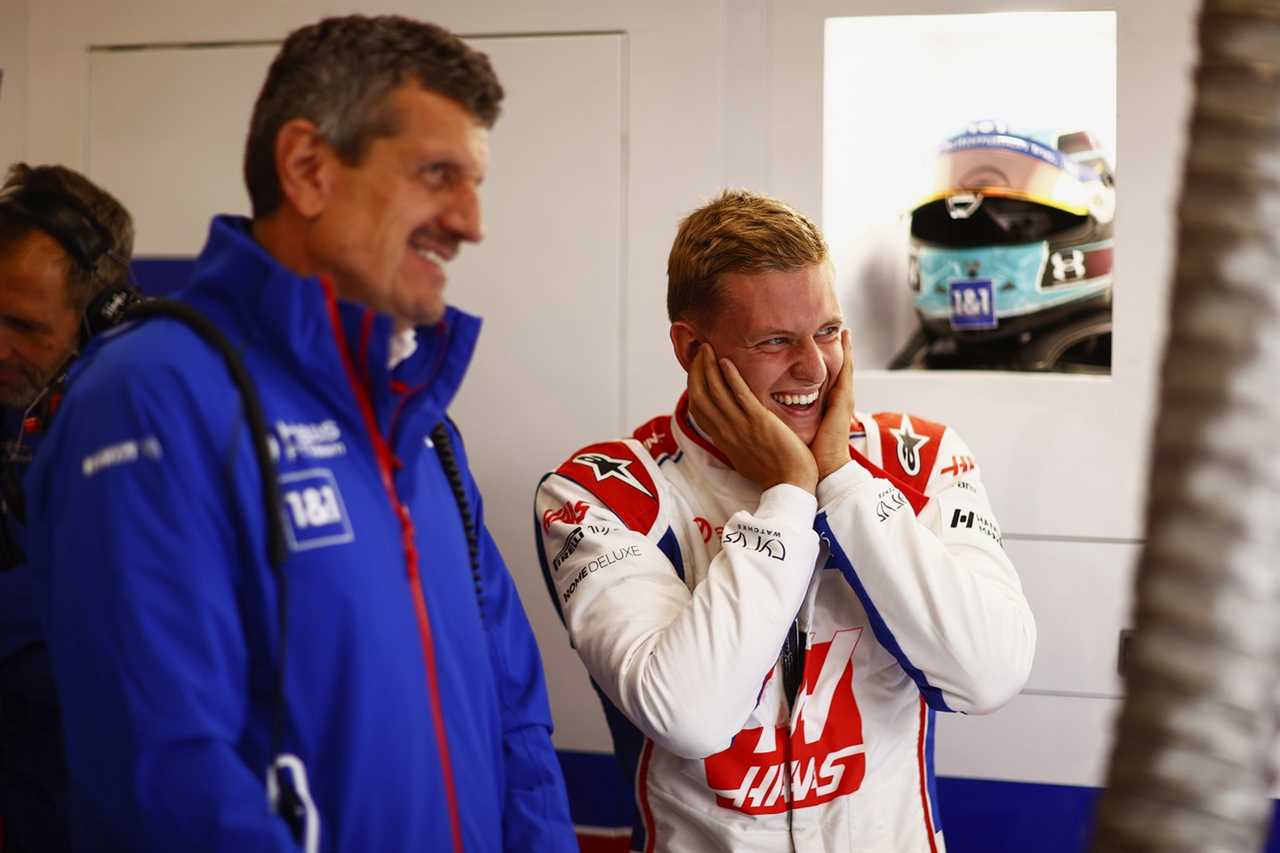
[[465, 475, 576, 851], [25, 359, 297, 852]]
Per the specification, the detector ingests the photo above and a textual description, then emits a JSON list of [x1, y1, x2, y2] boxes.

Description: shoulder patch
[[556, 441, 660, 533], [872, 412, 947, 492], [632, 415, 678, 462]]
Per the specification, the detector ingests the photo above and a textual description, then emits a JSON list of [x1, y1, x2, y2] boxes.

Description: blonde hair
[[666, 189, 828, 324]]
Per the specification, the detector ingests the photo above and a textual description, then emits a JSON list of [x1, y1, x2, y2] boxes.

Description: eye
[[0, 316, 39, 335], [756, 336, 790, 349], [816, 324, 841, 339], [418, 162, 456, 190]]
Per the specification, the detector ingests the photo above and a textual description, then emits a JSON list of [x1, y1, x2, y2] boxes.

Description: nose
[[791, 336, 826, 384], [442, 182, 484, 244]]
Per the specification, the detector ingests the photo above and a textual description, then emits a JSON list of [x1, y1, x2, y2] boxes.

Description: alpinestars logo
[[572, 453, 653, 497], [704, 628, 865, 814], [889, 415, 929, 477]]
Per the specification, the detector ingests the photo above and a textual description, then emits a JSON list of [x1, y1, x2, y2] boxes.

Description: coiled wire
[[1092, 2, 1280, 850]]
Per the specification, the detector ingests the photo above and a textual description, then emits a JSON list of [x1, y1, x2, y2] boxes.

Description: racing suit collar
[[673, 391, 733, 469]]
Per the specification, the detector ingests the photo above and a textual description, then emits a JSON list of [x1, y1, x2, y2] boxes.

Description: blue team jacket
[[25, 216, 575, 852]]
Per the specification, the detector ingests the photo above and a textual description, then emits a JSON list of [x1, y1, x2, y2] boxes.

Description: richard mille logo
[[572, 453, 653, 497]]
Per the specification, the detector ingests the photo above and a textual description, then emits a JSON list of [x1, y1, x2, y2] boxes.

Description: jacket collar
[[185, 215, 481, 424]]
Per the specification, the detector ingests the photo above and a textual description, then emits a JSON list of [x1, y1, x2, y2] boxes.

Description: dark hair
[[244, 14, 504, 217], [0, 163, 135, 312], [667, 189, 828, 324]]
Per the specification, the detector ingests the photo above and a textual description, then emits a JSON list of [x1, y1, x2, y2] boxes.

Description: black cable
[[123, 301, 291, 757], [430, 421, 483, 610]]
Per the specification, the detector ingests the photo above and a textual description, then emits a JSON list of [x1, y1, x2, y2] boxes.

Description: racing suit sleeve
[[816, 427, 1035, 714], [24, 365, 298, 851], [536, 461, 821, 759], [448, 427, 575, 852]]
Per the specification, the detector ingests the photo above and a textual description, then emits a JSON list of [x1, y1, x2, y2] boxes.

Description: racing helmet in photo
[[906, 121, 1115, 344]]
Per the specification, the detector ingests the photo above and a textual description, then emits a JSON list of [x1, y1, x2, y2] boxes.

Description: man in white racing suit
[[534, 190, 1036, 852]]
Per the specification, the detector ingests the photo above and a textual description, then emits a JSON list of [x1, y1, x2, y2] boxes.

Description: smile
[[772, 391, 819, 409], [413, 245, 446, 267]]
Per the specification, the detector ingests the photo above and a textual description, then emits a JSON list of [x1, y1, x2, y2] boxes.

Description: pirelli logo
[[552, 527, 585, 573]]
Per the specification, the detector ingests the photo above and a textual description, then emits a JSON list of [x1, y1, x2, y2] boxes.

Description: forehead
[[712, 263, 839, 334], [379, 84, 490, 171], [0, 230, 74, 304]]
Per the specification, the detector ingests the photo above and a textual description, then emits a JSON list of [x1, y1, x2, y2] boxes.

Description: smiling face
[[307, 84, 489, 327], [0, 230, 79, 408], [697, 263, 845, 445]]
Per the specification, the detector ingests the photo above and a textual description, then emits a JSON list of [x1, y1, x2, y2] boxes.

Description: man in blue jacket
[[25, 15, 575, 852], [0, 162, 136, 853]]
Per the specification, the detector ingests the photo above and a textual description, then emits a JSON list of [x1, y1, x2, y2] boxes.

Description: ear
[[669, 321, 703, 373], [273, 118, 336, 219]]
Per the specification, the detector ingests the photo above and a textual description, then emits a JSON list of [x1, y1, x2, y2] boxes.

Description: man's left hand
[[810, 329, 854, 481]]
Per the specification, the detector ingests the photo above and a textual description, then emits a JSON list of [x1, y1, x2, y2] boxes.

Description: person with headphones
[[0, 162, 136, 853], [22, 15, 575, 853]]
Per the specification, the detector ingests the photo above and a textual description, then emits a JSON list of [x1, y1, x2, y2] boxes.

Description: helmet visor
[[916, 133, 1101, 216]]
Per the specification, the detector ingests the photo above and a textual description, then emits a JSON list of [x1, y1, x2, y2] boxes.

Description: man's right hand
[[687, 344, 818, 494]]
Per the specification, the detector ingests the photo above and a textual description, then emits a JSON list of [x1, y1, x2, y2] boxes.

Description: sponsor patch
[[572, 452, 653, 497], [552, 527, 585, 573], [939, 492, 1003, 549], [872, 412, 945, 494], [556, 442, 659, 533], [721, 523, 786, 561], [693, 516, 725, 544], [889, 415, 930, 477], [81, 436, 163, 477], [543, 500, 589, 533], [273, 419, 346, 461], [873, 486, 908, 523], [560, 544, 642, 604], [279, 468, 355, 551], [704, 629, 865, 814], [939, 455, 975, 477]]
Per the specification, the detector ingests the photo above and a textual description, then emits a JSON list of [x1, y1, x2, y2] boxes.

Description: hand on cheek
[[811, 329, 855, 481], [687, 343, 818, 494]]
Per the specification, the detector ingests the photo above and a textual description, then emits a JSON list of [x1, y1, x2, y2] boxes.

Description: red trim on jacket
[[917, 697, 939, 853], [673, 392, 732, 468], [319, 277, 465, 853], [637, 739, 658, 853]]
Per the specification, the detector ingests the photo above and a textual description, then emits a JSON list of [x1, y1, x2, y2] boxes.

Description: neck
[[250, 212, 320, 281]]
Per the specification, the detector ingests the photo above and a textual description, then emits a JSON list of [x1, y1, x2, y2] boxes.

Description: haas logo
[[704, 629, 865, 814], [543, 500, 589, 533]]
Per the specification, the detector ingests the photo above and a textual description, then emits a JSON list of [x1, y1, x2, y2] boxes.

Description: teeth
[[773, 391, 819, 407], [414, 246, 445, 266]]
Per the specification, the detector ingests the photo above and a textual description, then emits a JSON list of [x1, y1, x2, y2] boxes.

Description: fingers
[[831, 329, 854, 405], [708, 354, 765, 426], [687, 345, 738, 433]]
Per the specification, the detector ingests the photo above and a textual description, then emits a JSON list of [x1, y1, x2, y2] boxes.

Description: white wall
[[0, 0, 28, 169], [15, 0, 1206, 794]]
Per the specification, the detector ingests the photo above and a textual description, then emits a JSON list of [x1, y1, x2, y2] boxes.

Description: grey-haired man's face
[[306, 84, 490, 328]]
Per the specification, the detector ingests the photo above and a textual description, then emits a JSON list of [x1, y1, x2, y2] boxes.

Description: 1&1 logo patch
[[279, 468, 355, 551]]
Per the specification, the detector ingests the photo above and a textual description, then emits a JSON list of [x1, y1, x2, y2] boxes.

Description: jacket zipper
[[320, 279, 465, 853]]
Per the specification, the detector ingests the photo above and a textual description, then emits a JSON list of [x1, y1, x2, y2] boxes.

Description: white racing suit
[[535, 393, 1036, 852]]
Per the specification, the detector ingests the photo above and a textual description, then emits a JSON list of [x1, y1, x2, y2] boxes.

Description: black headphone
[[0, 182, 145, 347], [0, 185, 143, 562]]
